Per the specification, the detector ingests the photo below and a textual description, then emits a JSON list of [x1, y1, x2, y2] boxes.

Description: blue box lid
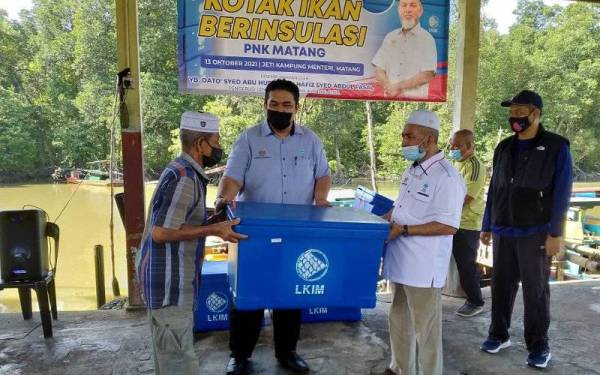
[[227, 202, 389, 231], [201, 260, 227, 275]]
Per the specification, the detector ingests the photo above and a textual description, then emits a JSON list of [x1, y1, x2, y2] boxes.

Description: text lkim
[[207, 313, 228, 322], [295, 284, 325, 295]]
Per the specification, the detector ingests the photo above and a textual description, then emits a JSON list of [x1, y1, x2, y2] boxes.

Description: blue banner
[[178, 0, 449, 102]]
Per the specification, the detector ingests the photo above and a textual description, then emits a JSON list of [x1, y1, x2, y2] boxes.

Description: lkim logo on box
[[296, 249, 329, 282], [206, 292, 228, 313], [205, 292, 229, 322], [295, 249, 328, 295]]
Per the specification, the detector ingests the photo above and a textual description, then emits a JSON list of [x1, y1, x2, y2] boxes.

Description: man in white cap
[[136, 111, 247, 374], [375, 110, 465, 375]]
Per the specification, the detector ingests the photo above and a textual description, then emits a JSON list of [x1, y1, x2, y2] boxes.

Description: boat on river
[[52, 161, 124, 187]]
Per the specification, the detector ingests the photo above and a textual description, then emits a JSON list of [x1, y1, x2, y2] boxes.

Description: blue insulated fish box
[[302, 307, 362, 323], [353, 186, 394, 216], [227, 202, 389, 310], [194, 261, 231, 332]]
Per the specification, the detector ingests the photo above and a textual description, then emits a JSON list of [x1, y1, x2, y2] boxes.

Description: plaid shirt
[[137, 153, 207, 309]]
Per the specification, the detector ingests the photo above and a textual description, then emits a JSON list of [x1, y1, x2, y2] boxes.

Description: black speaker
[[0, 209, 49, 282]]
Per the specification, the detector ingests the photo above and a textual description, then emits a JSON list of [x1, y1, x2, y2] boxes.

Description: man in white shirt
[[371, 0, 437, 98], [378, 110, 465, 375]]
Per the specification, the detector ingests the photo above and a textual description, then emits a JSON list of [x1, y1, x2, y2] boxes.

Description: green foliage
[[141, 73, 208, 174], [202, 96, 263, 153], [0, 89, 38, 172], [302, 99, 370, 176], [476, 1, 600, 175], [376, 104, 409, 177], [0, 1, 599, 181]]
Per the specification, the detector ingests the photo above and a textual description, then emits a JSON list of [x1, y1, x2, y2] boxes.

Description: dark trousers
[[488, 231, 551, 354], [452, 228, 484, 307], [229, 308, 302, 360]]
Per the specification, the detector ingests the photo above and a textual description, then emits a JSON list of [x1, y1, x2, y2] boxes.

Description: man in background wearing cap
[[136, 111, 247, 374], [479, 90, 572, 369], [216, 79, 331, 375], [448, 129, 487, 317], [376, 110, 465, 375]]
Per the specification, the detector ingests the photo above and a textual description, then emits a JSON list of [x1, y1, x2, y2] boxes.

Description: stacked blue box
[[573, 192, 597, 198], [194, 261, 231, 332], [227, 202, 389, 310], [584, 215, 600, 235], [353, 185, 394, 216], [301, 307, 362, 323]]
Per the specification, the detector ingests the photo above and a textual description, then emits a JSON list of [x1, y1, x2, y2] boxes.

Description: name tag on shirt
[[254, 149, 272, 159]]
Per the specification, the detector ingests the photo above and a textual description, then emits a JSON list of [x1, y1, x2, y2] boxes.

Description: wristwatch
[[401, 224, 409, 236]]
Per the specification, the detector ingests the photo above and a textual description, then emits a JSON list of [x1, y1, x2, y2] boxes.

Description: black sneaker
[[455, 302, 483, 317], [277, 351, 310, 373], [527, 350, 552, 369], [226, 357, 250, 375], [480, 338, 511, 354]]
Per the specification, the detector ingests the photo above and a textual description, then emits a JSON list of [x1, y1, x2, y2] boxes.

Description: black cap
[[501, 90, 543, 112]]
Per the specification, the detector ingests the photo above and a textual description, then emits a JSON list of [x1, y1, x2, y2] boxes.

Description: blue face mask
[[449, 149, 462, 161], [402, 145, 426, 161]]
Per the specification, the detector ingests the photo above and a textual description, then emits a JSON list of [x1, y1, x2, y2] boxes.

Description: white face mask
[[402, 145, 425, 161], [402, 137, 427, 161], [449, 149, 462, 161]]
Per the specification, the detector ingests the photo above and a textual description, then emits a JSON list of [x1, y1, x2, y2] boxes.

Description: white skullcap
[[406, 109, 440, 131], [180, 111, 219, 133]]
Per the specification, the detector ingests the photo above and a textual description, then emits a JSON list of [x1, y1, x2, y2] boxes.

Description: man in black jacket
[[479, 90, 572, 369]]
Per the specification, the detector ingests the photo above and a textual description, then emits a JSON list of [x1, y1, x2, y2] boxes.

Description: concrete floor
[[1, 280, 599, 375]]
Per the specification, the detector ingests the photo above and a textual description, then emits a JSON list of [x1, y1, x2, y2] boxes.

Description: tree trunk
[[365, 101, 378, 192], [334, 142, 343, 183]]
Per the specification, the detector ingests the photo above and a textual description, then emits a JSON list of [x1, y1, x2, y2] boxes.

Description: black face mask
[[201, 140, 223, 168], [267, 110, 293, 131], [509, 116, 531, 133]]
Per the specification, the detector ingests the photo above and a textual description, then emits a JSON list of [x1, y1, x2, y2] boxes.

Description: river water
[[0, 180, 398, 312]]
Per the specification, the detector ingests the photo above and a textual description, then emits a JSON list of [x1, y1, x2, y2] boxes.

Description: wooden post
[[452, 0, 481, 132], [94, 245, 106, 308], [365, 101, 378, 192], [444, 0, 482, 297], [115, 0, 145, 309]]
